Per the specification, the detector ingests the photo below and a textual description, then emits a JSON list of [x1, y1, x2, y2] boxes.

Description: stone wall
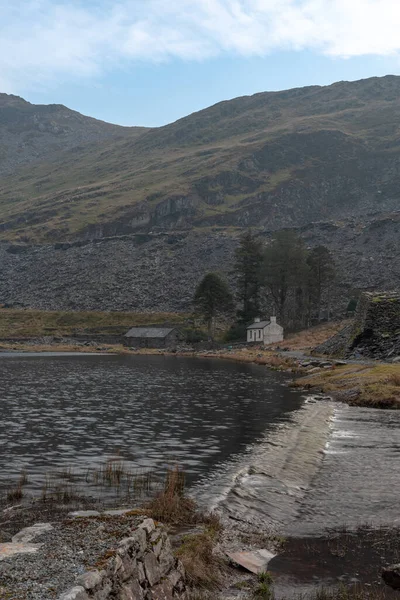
[[315, 291, 400, 360], [58, 518, 185, 600]]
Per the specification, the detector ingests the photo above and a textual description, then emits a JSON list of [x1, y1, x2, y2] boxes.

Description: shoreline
[[1, 346, 399, 597], [2, 340, 399, 409]]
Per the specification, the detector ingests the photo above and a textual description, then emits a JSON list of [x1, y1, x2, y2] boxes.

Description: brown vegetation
[[0, 308, 187, 339], [283, 321, 349, 351], [201, 347, 300, 372], [145, 466, 198, 525], [294, 363, 400, 408], [176, 529, 224, 589]]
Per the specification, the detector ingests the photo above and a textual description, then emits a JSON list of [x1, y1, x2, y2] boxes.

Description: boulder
[[382, 563, 400, 589]]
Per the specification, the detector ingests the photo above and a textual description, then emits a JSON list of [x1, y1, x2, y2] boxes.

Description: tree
[[193, 273, 234, 338], [307, 246, 336, 321], [262, 230, 309, 326], [233, 230, 264, 324]]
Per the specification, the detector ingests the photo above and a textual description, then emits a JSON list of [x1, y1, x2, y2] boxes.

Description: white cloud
[[1, 0, 400, 93]]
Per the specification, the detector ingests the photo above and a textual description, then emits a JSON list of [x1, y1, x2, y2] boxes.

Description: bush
[[182, 327, 208, 344], [224, 323, 247, 342]]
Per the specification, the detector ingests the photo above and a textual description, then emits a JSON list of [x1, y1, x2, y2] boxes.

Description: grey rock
[[151, 580, 174, 600], [167, 569, 183, 588], [76, 570, 104, 590], [130, 528, 148, 553], [58, 586, 89, 600], [158, 546, 175, 577], [103, 508, 136, 516], [139, 518, 156, 534], [0, 541, 42, 560], [382, 563, 400, 589], [143, 551, 161, 586], [138, 561, 146, 584], [93, 580, 112, 600], [120, 581, 144, 600], [68, 510, 100, 518], [12, 522, 54, 543]]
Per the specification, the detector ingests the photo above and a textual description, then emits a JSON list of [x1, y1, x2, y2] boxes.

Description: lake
[[0, 353, 303, 500]]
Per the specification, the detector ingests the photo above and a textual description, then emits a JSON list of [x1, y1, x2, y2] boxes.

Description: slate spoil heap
[[316, 291, 400, 360]]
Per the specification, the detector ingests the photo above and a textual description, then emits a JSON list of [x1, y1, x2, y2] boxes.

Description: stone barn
[[124, 327, 180, 349], [247, 317, 284, 345]]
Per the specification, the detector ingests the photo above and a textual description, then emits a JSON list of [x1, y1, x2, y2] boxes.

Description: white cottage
[[246, 317, 284, 345]]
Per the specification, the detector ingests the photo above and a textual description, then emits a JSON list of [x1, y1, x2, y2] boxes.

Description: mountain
[[1, 76, 400, 243], [0, 93, 147, 176], [0, 76, 399, 313]]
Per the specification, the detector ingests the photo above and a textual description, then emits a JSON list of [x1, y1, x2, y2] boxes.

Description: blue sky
[[2, 1, 400, 127]]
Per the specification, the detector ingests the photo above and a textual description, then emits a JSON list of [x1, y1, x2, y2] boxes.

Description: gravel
[[0, 510, 145, 600]]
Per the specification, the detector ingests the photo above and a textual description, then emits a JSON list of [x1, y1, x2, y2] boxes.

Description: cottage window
[[250, 330, 252, 339], [259, 330, 261, 339]]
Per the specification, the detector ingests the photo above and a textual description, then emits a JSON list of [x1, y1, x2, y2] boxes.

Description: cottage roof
[[124, 327, 176, 339], [246, 321, 270, 330]]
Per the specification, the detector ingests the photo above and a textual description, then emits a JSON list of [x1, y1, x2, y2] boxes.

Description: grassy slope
[[1, 76, 400, 242], [0, 308, 188, 338], [293, 363, 400, 408]]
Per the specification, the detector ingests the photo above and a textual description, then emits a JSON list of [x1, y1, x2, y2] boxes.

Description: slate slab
[[226, 549, 276, 574]]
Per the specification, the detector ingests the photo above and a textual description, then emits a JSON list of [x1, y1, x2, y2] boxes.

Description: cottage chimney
[[254, 317, 261, 323], [270, 316, 277, 323]]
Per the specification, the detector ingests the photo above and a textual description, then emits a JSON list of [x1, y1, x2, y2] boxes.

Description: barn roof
[[124, 327, 176, 339], [247, 321, 270, 330]]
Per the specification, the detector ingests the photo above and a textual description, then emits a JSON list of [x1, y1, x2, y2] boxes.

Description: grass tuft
[[176, 529, 223, 588], [146, 466, 198, 524]]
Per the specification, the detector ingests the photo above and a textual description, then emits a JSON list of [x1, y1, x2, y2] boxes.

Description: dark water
[[0, 353, 302, 495]]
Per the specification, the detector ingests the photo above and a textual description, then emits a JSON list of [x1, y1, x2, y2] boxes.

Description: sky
[[2, 0, 400, 127]]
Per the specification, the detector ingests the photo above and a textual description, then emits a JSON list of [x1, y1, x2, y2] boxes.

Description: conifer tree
[[233, 230, 264, 324], [193, 273, 234, 338], [307, 245, 336, 321], [262, 230, 309, 324]]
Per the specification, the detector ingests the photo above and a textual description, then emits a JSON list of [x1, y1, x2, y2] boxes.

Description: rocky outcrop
[[0, 93, 146, 175], [315, 291, 400, 360], [58, 518, 185, 600], [382, 563, 400, 590]]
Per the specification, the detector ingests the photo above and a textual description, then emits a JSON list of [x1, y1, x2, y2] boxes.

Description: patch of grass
[[294, 363, 400, 408], [6, 470, 29, 502], [145, 466, 198, 524], [253, 572, 274, 599], [238, 530, 286, 552], [0, 308, 188, 339], [387, 372, 400, 386], [6, 485, 23, 502], [283, 321, 350, 351], [176, 529, 223, 588], [209, 347, 300, 371], [233, 579, 252, 590]]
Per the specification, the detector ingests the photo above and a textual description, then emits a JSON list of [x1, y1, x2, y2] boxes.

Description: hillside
[[0, 76, 400, 243], [0, 93, 147, 177], [0, 76, 399, 313]]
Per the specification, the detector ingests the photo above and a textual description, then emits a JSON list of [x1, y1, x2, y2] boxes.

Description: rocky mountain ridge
[[0, 75, 400, 243], [0, 93, 147, 176]]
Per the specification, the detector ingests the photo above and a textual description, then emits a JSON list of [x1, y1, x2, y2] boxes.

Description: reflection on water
[[0, 354, 302, 495]]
